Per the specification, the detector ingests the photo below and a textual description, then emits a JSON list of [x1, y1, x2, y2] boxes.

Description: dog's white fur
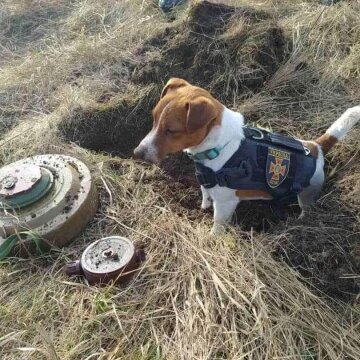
[[326, 106, 360, 140], [186, 106, 360, 234]]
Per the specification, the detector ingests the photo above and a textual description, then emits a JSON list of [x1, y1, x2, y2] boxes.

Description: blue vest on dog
[[192, 127, 317, 198]]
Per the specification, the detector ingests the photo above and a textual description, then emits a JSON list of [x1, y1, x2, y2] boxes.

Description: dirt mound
[[274, 204, 360, 302], [338, 171, 360, 210], [133, 1, 286, 102]]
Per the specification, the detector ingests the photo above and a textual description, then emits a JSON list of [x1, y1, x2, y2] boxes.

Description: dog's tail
[[315, 106, 360, 154]]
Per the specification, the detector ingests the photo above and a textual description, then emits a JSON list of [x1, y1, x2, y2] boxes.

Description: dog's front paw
[[211, 223, 226, 236], [201, 198, 211, 210]]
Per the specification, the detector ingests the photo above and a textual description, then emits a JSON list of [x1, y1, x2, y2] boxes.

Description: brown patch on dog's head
[[160, 78, 190, 98], [134, 78, 223, 163]]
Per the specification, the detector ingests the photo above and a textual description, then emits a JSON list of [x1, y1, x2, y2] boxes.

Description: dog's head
[[134, 78, 223, 163]]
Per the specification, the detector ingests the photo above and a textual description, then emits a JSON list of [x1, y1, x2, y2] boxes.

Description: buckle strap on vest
[[196, 160, 251, 188], [243, 126, 309, 155]]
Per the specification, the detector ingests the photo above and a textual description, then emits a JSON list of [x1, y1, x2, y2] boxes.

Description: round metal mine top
[[0, 163, 42, 198], [0, 154, 98, 251], [81, 236, 135, 274]]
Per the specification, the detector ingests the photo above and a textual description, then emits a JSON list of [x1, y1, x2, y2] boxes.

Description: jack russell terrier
[[134, 78, 360, 234]]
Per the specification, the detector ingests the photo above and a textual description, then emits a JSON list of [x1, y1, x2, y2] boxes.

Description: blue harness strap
[[194, 127, 317, 198]]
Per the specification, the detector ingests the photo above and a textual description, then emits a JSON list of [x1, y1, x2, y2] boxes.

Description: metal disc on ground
[[64, 236, 145, 285], [0, 155, 98, 254], [82, 236, 135, 275]]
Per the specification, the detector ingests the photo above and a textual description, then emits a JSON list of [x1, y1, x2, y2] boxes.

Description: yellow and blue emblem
[[266, 147, 290, 188]]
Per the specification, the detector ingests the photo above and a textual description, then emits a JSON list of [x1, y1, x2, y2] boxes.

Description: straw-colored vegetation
[[0, 0, 359, 359]]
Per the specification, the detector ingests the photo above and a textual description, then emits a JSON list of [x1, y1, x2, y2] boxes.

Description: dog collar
[[186, 142, 230, 161]]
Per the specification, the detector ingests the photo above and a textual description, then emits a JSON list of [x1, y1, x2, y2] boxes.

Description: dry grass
[[1, 0, 360, 359]]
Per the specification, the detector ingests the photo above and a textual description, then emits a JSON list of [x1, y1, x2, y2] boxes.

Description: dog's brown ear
[[186, 96, 218, 133], [160, 78, 189, 98]]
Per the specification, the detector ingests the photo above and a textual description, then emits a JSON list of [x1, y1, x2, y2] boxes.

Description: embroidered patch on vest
[[266, 147, 290, 188]]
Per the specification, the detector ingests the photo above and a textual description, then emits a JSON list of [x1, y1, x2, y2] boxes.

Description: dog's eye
[[165, 129, 177, 135]]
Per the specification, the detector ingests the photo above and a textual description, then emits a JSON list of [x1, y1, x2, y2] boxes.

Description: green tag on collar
[[187, 142, 230, 161]]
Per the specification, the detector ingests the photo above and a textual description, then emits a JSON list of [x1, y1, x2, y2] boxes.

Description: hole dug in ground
[[58, 85, 158, 156]]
